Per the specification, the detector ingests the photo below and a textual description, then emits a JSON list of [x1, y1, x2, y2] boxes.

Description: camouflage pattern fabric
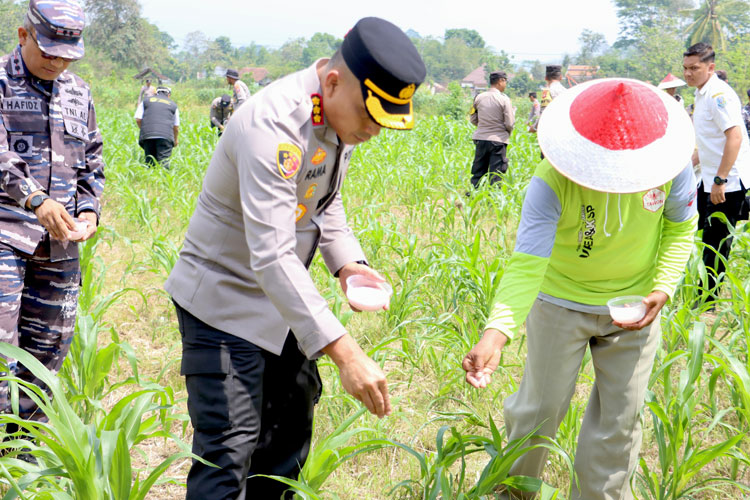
[[0, 45, 105, 262], [0, 241, 80, 421], [27, 0, 86, 61]]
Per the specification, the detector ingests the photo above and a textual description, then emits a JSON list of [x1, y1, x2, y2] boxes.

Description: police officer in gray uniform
[[0, 0, 104, 422], [135, 86, 179, 168], [165, 17, 425, 499], [209, 94, 232, 136]]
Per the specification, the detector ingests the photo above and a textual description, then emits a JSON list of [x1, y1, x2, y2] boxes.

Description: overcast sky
[[139, 0, 622, 63]]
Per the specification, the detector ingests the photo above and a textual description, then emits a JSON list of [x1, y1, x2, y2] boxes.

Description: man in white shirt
[[684, 42, 750, 302]]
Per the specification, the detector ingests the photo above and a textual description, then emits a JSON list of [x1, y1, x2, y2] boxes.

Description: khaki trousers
[[503, 299, 660, 500]]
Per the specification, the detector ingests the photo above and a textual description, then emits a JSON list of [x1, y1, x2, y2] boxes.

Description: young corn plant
[[0, 343, 198, 499]]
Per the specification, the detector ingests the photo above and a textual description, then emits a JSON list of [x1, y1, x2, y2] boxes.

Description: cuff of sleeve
[[76, 197, 101, 219], [483, 320, 515, 341], [16, 178, 45, 208], [295, 311, 348, 360], [652, 284, 676, 301], [321, 237, 367, 277]]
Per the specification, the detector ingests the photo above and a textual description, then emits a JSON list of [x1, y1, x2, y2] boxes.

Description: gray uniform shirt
[[470, 88, 515, 143], [165, 62, 366, 360]]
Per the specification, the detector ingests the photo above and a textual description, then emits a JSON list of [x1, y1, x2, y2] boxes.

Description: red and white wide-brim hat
[[537, 78, 695, 193], [657, 73, 687, 90]]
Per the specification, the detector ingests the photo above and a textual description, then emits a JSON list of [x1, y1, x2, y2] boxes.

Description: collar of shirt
[[695, 73, 718, 98]]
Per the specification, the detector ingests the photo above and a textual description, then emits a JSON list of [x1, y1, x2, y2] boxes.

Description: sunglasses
[[28, 34, 74, 63]]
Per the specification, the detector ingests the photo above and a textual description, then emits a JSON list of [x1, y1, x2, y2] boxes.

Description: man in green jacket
[[463, 78, 698, 500]]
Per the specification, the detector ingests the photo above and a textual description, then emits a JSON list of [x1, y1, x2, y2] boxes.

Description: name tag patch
[[60, 86, 89, 140], [10, 135, 34, 157], [0, 97, 41, 112]]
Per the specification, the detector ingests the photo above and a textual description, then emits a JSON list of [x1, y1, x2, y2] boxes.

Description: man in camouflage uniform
[[0, 0, 104, 422], [225, 68, 250, 109], [209, 94, 232, 136]]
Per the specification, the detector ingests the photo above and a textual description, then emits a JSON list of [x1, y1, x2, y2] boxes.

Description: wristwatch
[[28, 193, 49, 211], [713, 176, 728, 185]]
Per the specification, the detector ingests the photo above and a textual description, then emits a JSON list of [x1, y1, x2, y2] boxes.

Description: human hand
[[710, 183, 726, 205], [462, 328, 508, 388], [612, 291, 668, 331], [323, 334, 391, 418], [73, 212, 98, 242], [34, 197, 75, 241], [338, 262, 387, 311]]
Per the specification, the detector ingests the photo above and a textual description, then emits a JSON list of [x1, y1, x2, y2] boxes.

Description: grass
[[0, 99, 748, 499]]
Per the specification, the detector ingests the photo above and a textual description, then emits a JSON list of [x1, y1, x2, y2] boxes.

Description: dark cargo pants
[[139, 138, 174, 169], [0, 242, 80, 421], [174, 301, 322, 500], [697, 183, 746, 300], [470, 139, 508, 188]]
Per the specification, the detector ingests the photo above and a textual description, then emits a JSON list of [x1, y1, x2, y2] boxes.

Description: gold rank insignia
[[399, 84, 416, 100], [295, 204, 307, 222], [304, 184, 317, 199], [311, 93, 324, 126], [277, 143, 302, 179], [311, 147, 327, 165]]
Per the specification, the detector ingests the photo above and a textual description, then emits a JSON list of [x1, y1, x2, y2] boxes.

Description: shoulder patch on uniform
[[277, 143, 302, 179], [295, 204, 307, 222], [643, 188, 666, 212], [716, 95, 727, 109], [311, 93, 324, 126], [311, 147, 326, 165]]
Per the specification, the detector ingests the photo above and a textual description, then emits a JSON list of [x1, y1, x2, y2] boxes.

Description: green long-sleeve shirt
[[485, 160, 698, 340]]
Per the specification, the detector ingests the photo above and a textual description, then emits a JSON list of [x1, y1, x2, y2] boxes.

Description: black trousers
[[470, 140, 508, 188], [697, 183, 746, 299], [174, 302, 321, 500], [139, 138, 174, 169]]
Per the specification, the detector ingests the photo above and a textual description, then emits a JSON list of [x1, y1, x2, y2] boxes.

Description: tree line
[[1, 0, 749, 98]]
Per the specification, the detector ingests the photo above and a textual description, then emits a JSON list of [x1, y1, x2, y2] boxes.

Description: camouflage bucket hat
[[27, 0, 85, 61]]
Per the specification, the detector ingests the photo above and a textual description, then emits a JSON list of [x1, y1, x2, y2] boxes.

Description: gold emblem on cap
[[399, 84, 416, 100]]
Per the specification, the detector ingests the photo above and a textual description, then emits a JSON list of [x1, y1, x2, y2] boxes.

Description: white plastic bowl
[[345, 275, 392, 311], [67, 218, 89, 241], [607, 295, 646, 324]]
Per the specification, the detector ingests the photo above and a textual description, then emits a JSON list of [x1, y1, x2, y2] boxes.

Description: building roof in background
[[133, 67, 167, 81], [461, 63, 487, 87], [240, 67, 270, 82], [565, 65, 599, 85]]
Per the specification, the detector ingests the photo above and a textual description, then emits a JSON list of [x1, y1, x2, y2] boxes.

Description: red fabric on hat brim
[[537, 78, 695, 194]]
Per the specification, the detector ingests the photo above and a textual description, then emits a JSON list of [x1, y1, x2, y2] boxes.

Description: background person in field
[[134, 86, 179, 169], [165, 17, 425, 499], [468, 70, 514, 188], [0, 0, 103, 425], [209, 93, 232, 136], [138, 77, 155, 105], [683, 43, 750, 304], [462, 78, 697, 500], [657, 73, 686, 105], [529, 64, 565, 134], [225, 68, 249, 109], [526, 91, 540, 131]]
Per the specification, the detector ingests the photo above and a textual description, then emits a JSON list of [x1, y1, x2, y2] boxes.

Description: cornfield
[[0, 91, 748, 499]]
